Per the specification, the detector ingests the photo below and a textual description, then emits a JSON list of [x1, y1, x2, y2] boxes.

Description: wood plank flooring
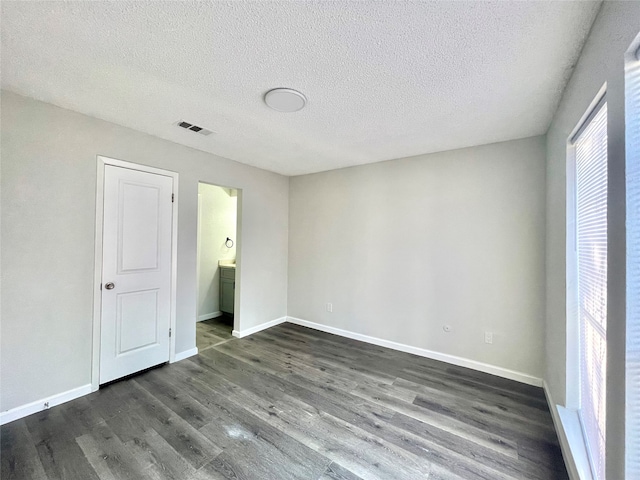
[[1, 323, 568, 479], [196, 316, 233, 351]]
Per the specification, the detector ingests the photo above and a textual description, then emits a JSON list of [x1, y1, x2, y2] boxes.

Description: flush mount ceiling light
[[264, 88, 307, 112]]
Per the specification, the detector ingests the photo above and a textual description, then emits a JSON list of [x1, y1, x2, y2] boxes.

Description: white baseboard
[[0, 384, 92, 426], [198, 311, 223, 322], [1, 345, 200, 425], [173, 347, 199, 362], [286, 317, 543, 387], [543, 381, 593, 480], [232, 317, 287, 339]]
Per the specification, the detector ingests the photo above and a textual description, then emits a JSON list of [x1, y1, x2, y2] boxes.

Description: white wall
[[0, 91, 289, 414], [197, 183, 237, 320], [544, 3, 640, 477], [289, 136, 546, 380]]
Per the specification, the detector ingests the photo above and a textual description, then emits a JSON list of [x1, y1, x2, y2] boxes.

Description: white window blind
[[626, 54, 640, 479], [575, 101, 608, 480]]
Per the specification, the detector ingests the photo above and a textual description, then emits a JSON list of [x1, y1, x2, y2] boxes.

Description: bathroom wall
[[197, 183, 238, 320]]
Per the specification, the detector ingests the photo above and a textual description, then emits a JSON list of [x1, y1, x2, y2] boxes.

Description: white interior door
[[100, 165, 174, 384]]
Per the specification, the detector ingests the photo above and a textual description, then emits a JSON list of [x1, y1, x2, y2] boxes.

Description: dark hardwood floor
[[1, 323, 568, 479]]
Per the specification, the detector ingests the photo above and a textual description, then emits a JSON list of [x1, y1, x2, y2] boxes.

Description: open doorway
[[196, 182, 239, 351]]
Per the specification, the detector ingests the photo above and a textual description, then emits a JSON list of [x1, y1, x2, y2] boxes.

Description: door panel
[[120, 181, 161, 272], [100, 165, 173, 384], [117, 289, 159, 354]]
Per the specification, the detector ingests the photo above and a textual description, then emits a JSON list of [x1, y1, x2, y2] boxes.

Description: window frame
[[566, 86, 608, 480], [625, 31, 640, 479]]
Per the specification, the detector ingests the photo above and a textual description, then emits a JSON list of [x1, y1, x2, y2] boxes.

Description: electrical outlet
[[484, 332, 493, 344], [443, 325, 452, 333], [327, 303, 333, 313]]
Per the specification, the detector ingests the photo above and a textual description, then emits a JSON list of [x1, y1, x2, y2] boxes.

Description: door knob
[[105, 282, 115, 290]]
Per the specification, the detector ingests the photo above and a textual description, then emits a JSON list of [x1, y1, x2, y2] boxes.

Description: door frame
[[91, 155, 179, 392], [195, 182, 242, 334]]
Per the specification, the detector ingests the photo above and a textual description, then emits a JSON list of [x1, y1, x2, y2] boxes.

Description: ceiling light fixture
[[264, 88, 307, 112]]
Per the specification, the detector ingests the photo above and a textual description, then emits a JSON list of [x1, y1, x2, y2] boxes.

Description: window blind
[[575, 102, 608, 480], [626, 57, 640, 479]]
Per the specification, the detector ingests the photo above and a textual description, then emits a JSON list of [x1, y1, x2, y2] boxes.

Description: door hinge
[[100, 283, 102, 290], [171, 194, 174, 203], [169, 328, 172, 338]]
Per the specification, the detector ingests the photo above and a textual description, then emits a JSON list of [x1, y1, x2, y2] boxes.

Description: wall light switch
[[484, 332, 493, 344], [327, 303, 333, 313]]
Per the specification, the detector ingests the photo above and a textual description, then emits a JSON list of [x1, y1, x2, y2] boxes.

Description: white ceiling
[[1, 1, 601, 176]]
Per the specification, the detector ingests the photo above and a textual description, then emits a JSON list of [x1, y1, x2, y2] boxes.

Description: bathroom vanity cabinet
[[219, 266, 235, 314]]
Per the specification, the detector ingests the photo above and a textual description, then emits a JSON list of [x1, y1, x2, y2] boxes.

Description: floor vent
[[176, 120, 214, 136]]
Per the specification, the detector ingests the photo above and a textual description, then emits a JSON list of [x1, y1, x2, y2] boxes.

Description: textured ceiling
[[1, 1, 601, 176]]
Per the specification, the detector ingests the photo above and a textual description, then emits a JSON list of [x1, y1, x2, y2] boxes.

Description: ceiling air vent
[[176, 120, 214, 136]]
